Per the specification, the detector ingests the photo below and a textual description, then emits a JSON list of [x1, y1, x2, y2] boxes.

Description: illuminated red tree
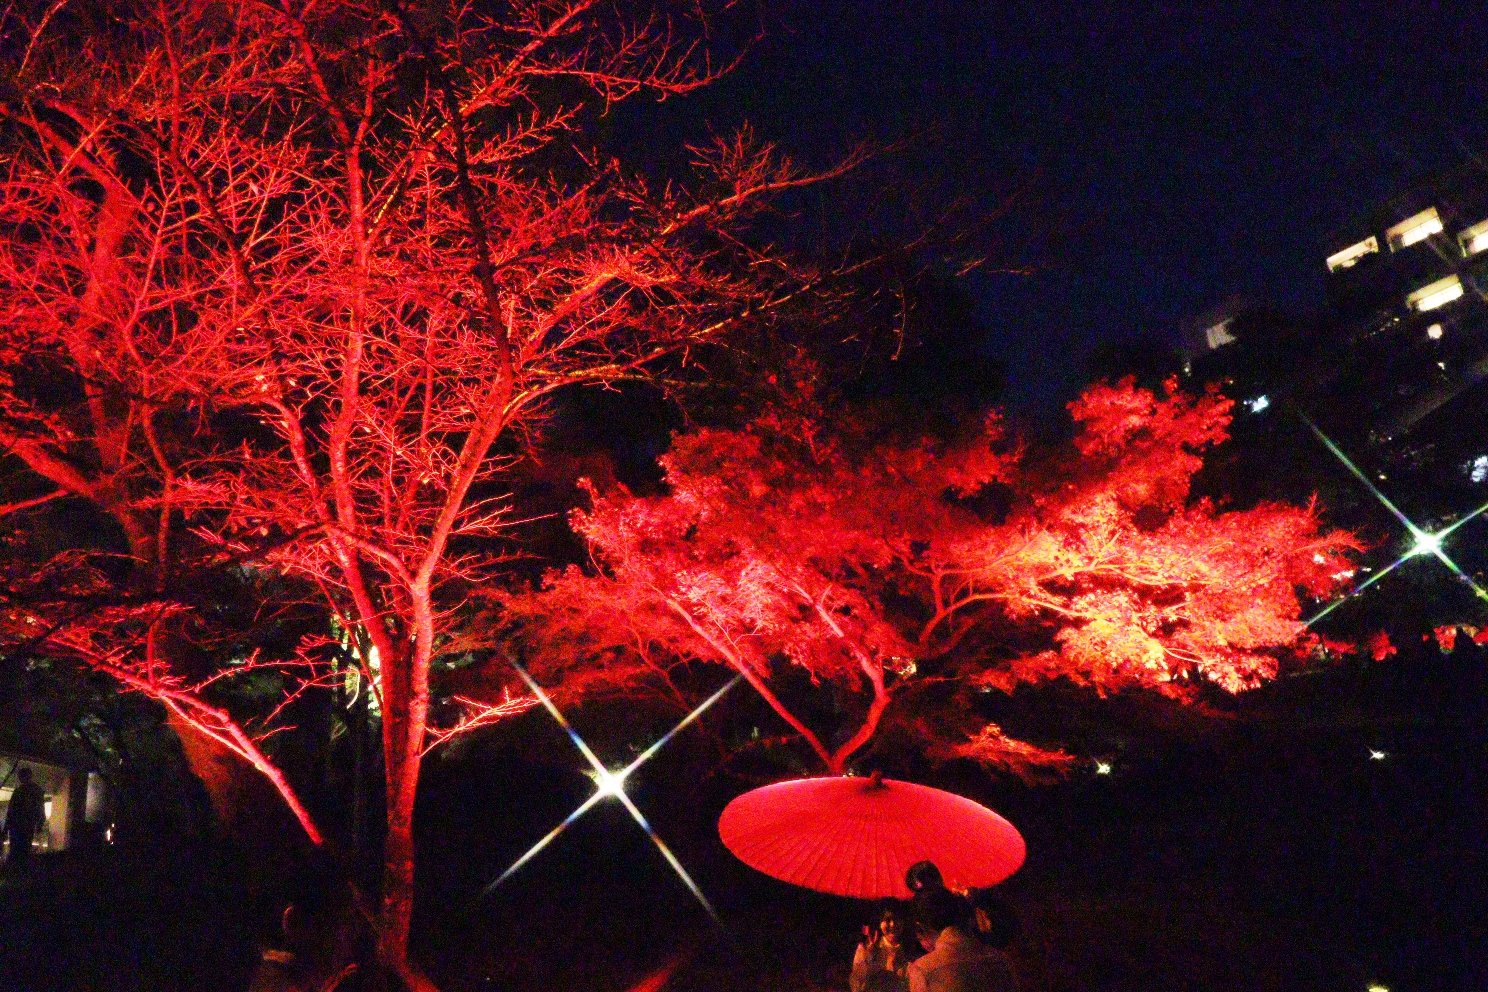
[[0, 0, 334, 845], [508, 380, 1365, 778], [0, 1, 843, 981]]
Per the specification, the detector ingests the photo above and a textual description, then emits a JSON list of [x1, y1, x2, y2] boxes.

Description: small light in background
[[1366, 983, 1389, 992], [1245, 394, 1270, 413], [1427, 323, 1444, 340], [1094, 761, 1112, 775], [1369, 749, 1388, 761]]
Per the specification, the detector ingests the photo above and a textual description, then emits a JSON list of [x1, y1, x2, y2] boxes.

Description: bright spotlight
[[1410, 530, 1443, 557], [1094, 761, 1112, 775], [1369, 749, 1387, 761], [592, 768, 629, 798]]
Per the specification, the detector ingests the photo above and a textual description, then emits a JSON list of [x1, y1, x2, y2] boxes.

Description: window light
[[1406, 274, 1462, 312], [1459, 218, 1488, 256], [1325, 236, 1379, 272], [1386, 207, 1443, 250]]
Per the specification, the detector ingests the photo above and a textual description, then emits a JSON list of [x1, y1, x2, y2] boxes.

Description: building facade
[[1320, 163, 1488, 443], [1181, 161, 1488, 485]]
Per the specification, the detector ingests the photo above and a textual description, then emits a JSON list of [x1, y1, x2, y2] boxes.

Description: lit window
[[1204, 319, 1236, 350], [1459, 218, 1488, 256], [1386, 207, 1443, 250], [1426, 323, 1443, 340], [1406, 274, 1463, 312], [1325, 236, 1379, 272]]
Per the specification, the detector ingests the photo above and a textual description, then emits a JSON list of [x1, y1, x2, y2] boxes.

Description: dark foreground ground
[[2, 652, 1487, 992]]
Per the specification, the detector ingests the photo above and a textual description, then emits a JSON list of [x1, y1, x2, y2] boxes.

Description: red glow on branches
[[0, 1, 846, 976], [510, 379, 1361, 776]]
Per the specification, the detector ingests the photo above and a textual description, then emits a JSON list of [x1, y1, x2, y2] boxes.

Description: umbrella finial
[[866, 770, 885, 790]]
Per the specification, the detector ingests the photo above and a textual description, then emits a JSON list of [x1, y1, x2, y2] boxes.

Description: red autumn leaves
[[508, 379, 1366, 776]]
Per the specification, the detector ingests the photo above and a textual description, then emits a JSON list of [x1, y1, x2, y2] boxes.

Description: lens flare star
[[480, 665, 741, 921], [1408, 529, 1443, 558], [1301, 417, 1488, 628]]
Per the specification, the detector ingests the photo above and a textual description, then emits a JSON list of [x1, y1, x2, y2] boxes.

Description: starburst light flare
[[1300, 418, 1488, 628], [1409, 529, 1443, 558], [480, 664, 741, 920]]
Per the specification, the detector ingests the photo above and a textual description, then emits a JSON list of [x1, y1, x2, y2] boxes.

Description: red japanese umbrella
[[718, 774, 1025, 899]]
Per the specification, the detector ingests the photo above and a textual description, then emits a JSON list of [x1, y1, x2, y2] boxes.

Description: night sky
[[656, 2, 1488, 413]]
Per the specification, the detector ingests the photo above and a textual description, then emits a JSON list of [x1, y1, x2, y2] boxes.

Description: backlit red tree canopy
[[506, 379, 1365, 776]]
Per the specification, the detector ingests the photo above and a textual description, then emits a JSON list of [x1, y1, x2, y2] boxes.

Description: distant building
[[1180, 160, 1488, 488], [1319, 160, 1488, 439]]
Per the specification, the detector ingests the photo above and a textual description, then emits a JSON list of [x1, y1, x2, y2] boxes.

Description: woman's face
[[880, 913, 901, 942]]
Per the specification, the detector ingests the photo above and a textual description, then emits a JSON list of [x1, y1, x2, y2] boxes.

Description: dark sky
[[646, 2, 1488, 414]]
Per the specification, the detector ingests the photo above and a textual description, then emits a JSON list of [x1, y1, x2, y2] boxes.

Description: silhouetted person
[[967, 889, 1020, 950], [247, 859, 360, 992], [3, 767, 45, 865]]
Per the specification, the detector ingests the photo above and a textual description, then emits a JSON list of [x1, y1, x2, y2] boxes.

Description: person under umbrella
[[851, 900, 916, 992], [906, 887, 1016, 992], [905, 860, 945, 895]]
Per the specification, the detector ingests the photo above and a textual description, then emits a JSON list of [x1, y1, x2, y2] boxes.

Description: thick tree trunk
[[374, 696, 422, 975], [374, 626, 435, 990], [378, 751, 421, 972], [377, 737, 441, 992]]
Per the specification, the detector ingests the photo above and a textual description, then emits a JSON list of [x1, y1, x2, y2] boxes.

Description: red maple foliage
[[507, 379, 1364, 778]]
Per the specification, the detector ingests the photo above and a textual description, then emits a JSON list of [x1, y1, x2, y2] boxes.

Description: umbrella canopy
[[718, 775, 1025, 899]]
